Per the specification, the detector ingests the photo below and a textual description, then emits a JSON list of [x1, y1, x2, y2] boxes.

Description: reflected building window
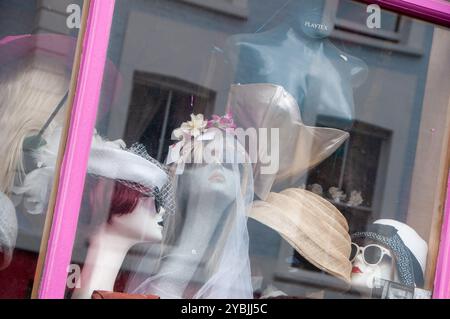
[[178, 0, 248, 19], [125, 72, 216, 162]]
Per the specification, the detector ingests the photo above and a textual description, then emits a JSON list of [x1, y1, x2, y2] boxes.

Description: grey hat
[[0, 192, 17, 270]]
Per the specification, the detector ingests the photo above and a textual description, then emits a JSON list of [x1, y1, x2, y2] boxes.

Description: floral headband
[[166, 112, 241, 174], [173, 112, 236, 139]]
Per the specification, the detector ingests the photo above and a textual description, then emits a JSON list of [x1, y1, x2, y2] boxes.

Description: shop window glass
[[0, 0, 84, 299], [64, 0, 450, 299]]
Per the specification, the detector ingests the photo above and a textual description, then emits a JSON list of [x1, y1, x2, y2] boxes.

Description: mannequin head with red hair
[[82, 174, 164, 243]]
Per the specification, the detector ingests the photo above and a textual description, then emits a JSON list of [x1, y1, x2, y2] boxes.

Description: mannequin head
[[164, 133, 247, 244], [72, 178, 165, 300], [70, 142, 170, 299], [108, 196, 163, 243], [85, 175, 163, 243], [351, 219, 428, 295], [351, 238, 396, 295], [295, 1, 334, 39], [137, 126, 254, 298], [178, 163, 237, 208]]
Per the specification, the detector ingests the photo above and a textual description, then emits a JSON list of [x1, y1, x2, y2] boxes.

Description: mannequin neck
[[178, 191, 230, 247], [72, 224, 140, 299], [154, 189, 233, 298]]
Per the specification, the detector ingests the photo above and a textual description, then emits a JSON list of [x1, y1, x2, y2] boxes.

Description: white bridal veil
[[127, 115, 254, 299]]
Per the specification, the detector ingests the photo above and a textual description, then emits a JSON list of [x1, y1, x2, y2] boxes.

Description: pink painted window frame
[[38, 0, 450, 299], [38, 0, 116, 299], [434, 174, 450, 298], [356, 0, 450, 26]]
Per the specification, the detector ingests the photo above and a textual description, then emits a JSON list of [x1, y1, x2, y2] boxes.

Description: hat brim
[[249, 189, 352, 284], [89, 147, 168, 191], [229, 83, 349, 200]]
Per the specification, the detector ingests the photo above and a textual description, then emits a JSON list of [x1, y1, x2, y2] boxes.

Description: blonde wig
[[0, 55, 70, 194]]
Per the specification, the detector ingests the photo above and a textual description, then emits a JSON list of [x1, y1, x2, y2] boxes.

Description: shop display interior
[[0, 0, 449, 299]]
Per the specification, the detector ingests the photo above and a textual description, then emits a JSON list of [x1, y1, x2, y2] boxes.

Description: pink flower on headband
[[207, 111, 237, 132]]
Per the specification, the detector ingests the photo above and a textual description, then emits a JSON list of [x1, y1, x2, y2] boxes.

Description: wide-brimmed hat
[[13, 127, 174, 216], [0, 192, 17, 270], [227, 83, 349, 200], [249, 188, 352, 283]]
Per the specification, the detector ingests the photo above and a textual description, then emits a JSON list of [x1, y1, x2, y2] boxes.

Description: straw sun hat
[[249, 188, 352, 283]]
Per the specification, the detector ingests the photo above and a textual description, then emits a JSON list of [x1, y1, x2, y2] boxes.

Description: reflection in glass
[[0, 0, 83, 299], [67, 0, 449, 300]]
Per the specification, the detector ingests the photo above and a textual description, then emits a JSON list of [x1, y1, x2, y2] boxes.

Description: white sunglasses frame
[[350, 243, 392, 266]]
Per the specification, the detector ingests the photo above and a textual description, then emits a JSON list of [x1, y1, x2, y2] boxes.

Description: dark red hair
[[107, 181, 145, 222], [84, 175, 148, 224]]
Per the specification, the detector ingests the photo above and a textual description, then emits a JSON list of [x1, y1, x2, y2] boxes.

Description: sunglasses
[[350, 243, 392, 266]]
